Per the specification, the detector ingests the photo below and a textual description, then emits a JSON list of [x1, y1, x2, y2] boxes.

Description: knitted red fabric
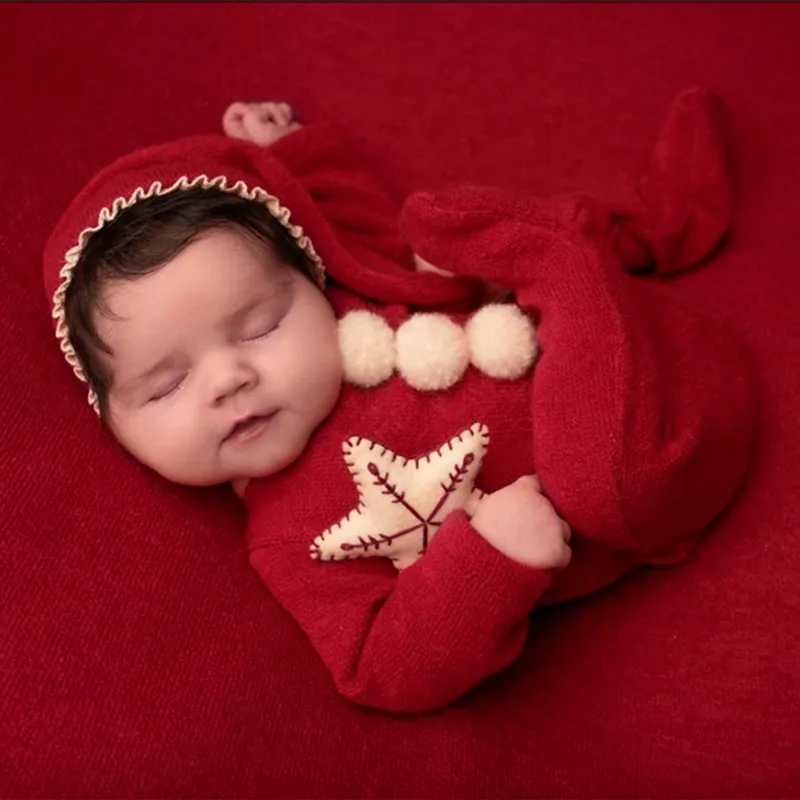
[[8, 4, 798, 795]]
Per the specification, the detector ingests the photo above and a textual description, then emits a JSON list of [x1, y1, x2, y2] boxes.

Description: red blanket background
[[2, 3, 798, 796]]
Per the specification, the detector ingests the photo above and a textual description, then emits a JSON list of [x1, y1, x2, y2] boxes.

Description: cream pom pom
[[466, 304, 538, 380], [395, 313, 469, 391], [338, 310, 396, 388]]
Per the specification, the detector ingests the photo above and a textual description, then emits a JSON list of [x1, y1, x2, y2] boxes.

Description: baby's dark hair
[[64, 186, 316, 418]]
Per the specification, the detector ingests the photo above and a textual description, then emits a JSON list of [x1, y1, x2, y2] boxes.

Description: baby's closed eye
[[148, 374, 187, 402], [239, 306, 288, 342], [241, 319, 280, 341]]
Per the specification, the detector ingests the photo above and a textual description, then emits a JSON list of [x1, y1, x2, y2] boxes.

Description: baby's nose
[[210, 359, 258, 405]]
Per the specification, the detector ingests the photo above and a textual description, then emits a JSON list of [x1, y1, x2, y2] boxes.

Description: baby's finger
[[555, 543, 573, 570], [277, 102, 294, 123], [242, 112, 276, 147], [256, 102, 290, 127], [221, 102, 251, 138], [513, 475, 541, 494]]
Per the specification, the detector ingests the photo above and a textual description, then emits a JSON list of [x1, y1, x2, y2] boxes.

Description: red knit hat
[[42, 134, 478, 411]]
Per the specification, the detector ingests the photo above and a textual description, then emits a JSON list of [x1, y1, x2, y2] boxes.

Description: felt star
[[311, 423, 490, 570]]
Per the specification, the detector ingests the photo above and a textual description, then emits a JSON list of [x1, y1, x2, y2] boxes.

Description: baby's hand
[[471, 475, 572, 570], [222, 101, 302, 147]]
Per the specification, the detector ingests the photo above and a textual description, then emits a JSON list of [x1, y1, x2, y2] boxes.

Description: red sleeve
[[248, 510, 551, 714], [268, 123, 415, 271]]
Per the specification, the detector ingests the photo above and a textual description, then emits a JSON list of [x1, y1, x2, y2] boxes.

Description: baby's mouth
[[224, 412, 277, 444]]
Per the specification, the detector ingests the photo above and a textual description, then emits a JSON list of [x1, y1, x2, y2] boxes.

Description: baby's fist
[[471, 475, 572, 570]]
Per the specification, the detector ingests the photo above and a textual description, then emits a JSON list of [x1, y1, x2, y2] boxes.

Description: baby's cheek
[[129, 412, 206, 483], [164, 414, 218, 480]]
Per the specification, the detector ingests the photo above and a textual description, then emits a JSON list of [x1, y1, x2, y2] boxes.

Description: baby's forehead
[[100, 241, 291, 331]]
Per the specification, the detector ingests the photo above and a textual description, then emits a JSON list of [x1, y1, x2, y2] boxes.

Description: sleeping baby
[[42, 89, 756, 713]]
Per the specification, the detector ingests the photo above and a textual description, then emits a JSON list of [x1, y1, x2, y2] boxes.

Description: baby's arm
[[249, 486, 569, 713]]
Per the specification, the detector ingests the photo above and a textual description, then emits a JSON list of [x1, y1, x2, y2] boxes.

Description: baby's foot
[[222, 101, 302, 147]]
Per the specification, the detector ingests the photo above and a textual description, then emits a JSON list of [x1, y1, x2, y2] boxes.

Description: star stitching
[[310, 423, 490, 570]]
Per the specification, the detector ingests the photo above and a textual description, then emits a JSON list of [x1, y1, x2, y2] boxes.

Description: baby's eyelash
[[244, 321, 280, 341], [149, 377, 185, 402]]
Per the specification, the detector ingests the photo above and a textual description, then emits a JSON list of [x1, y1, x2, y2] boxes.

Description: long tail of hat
[[399, 89, 757, 558]]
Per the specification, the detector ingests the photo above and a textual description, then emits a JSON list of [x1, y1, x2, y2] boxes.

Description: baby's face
[[98, 227, 342, 486]]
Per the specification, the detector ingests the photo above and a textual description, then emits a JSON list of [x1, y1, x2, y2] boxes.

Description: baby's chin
[[223, 414, 336, 488], [215, 437, 306, 489], [230, 437, 310, 483]]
